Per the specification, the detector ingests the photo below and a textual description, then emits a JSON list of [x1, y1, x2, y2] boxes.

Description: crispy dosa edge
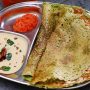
[[31, 70, 90, 89]]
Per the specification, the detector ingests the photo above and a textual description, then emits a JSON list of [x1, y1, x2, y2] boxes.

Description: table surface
[[0, 0, 90, 90]]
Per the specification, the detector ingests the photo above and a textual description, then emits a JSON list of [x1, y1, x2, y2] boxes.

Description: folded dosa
[[31, 3, 90, 88], [22, 3, 56, 79]]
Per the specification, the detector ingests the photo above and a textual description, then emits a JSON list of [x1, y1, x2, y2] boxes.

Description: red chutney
[[2, 0, 37, 7], [13, 14, 38, 32]]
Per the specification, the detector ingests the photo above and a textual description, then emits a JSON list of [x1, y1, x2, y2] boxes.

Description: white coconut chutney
[[0, 32, 29, 74]]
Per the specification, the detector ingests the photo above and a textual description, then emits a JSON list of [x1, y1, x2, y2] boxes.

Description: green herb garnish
[[7, 39, 14, 46], [1, 66, 11, 71], [6, 53, 12, 60]]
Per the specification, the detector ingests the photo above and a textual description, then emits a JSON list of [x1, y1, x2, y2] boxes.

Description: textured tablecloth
[[0, 0, 90, 90]]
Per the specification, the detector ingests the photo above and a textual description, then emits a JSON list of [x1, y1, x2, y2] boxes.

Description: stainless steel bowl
[[0, 29, 31, 85]]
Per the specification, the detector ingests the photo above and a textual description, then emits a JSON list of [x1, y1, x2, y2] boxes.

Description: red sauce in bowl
[[13, 14, 38, 32], [2, 0, 37, 7]]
